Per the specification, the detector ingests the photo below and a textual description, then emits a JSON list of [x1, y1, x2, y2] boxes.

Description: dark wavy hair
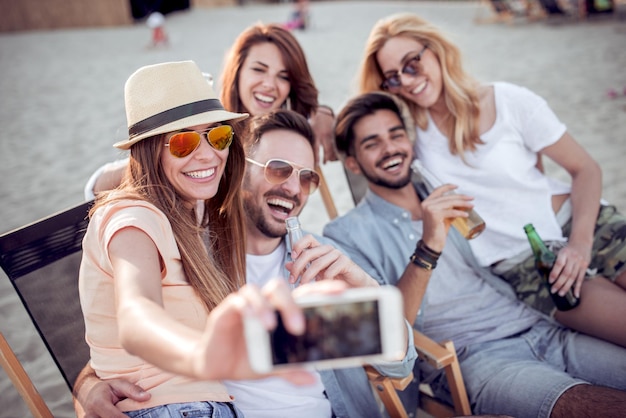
[[335, 92, 415, 160], [220, 23, 318, 122], [245, 109, 315, 158]]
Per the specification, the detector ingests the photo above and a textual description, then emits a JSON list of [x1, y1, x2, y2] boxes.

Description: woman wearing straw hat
[[78, 60, 317, 417]]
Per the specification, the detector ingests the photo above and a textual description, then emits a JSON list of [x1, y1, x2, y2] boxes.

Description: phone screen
[[270, 299, 382, 365]]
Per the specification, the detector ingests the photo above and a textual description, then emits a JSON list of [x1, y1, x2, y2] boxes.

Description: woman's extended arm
[[542, 132, 602, 297]]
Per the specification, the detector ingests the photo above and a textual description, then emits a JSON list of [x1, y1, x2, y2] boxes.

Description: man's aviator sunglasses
[[165, 125, 234, 158], [245, 158, 320, 195], [380, 45, 428, 92]]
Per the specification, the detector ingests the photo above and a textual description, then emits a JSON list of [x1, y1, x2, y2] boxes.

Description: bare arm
[[111, 229, 315, 380], [92, 164, 125, 195], [110, 227, 206, 377], [396, 184, 472, 321], [73, 363, 150, 418], [84, 159, 127, 200], [542, 132, 602, 297], [309, 106, 338, 164], [74, 278, 332, 416]]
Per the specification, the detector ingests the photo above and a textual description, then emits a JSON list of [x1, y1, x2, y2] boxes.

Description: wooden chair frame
[[0, 332, 54, 418], [365, 330, 471, 418]]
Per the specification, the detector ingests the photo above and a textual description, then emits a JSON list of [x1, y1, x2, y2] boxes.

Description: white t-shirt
[[223, 244, 331, 418], [415, 82, 568, 266]]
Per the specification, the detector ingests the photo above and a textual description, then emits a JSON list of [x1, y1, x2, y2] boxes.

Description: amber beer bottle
[[523, 223, 580, 311]]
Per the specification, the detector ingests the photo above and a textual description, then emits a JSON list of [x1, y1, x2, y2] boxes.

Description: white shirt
[[415, 82, 568, 266], [223, 244, 331, 418]]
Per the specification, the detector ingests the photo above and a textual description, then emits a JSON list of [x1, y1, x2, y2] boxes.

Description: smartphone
[[244, 286, 406, 373]]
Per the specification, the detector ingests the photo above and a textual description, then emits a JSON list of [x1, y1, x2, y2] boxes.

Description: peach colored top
[[79, 199, 232, 411]]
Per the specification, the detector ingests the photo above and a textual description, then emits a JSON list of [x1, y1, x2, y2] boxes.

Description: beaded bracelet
[[410, 252, 436, 271], [409, 240, 441, 271], [417, 239, 441, 259]]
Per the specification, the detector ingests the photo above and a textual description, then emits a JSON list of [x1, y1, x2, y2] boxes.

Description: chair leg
[[365, 366, 411, 418], [442, 340, 471, 416], [316, 166, 338, 220], [0, 332, 54, 418]]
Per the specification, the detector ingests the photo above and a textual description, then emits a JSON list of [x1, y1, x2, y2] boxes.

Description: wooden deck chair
[[365, 330, 471, 418], [0, 200, 93, 417]]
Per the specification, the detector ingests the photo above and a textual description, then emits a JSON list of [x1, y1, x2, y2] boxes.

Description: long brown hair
[[92, 133, 247, 312], [358, 12, 482, 157], [220, 23, 318, 122]]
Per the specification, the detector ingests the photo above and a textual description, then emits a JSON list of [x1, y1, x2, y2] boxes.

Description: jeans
[[125, 401, 243, 418], [427, 320, 626, 418]]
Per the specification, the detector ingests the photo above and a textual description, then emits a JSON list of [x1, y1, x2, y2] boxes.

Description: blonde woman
[[358, 12, 626, 348]]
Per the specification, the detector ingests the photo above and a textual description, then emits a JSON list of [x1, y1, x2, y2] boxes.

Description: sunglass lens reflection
[[266, 160, 294, 184], [169, 133, 201, 158], [301, 170, 320, 194], [208, 125, 233, 151], [264, 160, 319, 195]]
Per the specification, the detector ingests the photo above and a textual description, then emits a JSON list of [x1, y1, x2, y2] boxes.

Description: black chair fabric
[[0, 200, 93, 390]]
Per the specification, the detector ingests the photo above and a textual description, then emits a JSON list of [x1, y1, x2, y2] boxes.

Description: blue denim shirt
[[283, 234, 418, 418], [323, 188, 523, 333]]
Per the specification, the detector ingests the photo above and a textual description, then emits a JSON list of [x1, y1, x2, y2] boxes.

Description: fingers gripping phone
[[244, 286, 406, 373]]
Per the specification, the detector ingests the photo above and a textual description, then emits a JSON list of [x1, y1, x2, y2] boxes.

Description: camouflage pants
[[495, 205, 626, 317]]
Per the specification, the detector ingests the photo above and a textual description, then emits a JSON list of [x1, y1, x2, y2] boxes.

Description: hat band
[[128, 99, 225, 138]]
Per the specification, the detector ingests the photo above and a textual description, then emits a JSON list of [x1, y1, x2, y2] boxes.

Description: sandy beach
[[1, 1, 625, 416]]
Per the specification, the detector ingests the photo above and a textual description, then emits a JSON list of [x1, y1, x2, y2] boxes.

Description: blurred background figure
[[284, 0, 310, 31], [146, 12, 169, 47]]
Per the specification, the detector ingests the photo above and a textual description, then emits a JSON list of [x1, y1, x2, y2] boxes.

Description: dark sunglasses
[[165, 125, 234, 158], [380, 45, 428, 92], [245, 158, 320, 195]]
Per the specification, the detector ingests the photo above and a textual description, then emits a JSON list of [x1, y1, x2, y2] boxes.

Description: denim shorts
[[125, 401, 243, 418], [424, 320, 626, 418]]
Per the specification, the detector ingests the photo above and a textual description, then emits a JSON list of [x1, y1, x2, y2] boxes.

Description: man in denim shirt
[[74, 110, 416, 418], [323, 92, 626, 418]]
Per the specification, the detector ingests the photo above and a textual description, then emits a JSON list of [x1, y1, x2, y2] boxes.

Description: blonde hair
[[92, 133, 247, 313], [358, 12, 483, 157]]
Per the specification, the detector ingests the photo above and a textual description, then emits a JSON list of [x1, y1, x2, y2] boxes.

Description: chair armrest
[[364, 365, 413, 391], [365, 330, 472, 417], [412, 329, 455, 369]]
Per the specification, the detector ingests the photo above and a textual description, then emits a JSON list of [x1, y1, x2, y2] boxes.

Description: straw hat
[[114, 60, 248, 150]]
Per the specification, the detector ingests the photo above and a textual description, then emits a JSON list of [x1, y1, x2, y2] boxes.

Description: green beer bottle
[[523, 223, 580, 311]]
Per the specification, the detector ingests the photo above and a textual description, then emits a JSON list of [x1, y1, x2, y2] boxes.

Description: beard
[[357, 155, 412, 190], [242, 192, 286, 239]]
